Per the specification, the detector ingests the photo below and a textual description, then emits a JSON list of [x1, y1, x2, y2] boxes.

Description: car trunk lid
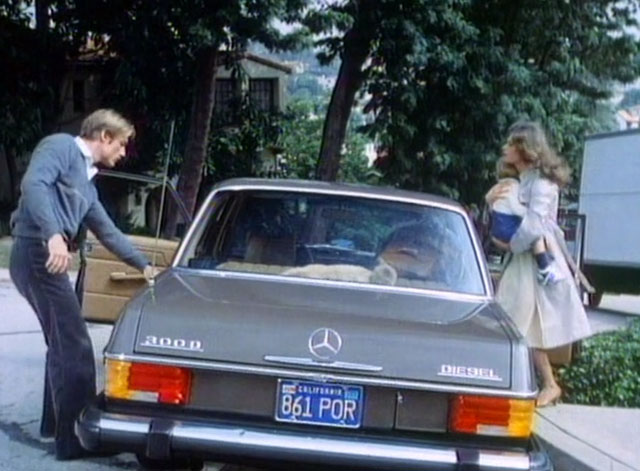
[[134, 270, 511, 389]]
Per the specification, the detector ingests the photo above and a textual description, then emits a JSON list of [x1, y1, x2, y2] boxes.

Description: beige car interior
[[81, 232, 178, 323], [244, 234, 296, 266]]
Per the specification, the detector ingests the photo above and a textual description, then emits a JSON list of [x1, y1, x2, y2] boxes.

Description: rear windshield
[[179, 190, 485, 295]]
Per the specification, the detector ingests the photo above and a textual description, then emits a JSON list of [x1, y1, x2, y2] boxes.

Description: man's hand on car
[[143, 265, 161, 285]]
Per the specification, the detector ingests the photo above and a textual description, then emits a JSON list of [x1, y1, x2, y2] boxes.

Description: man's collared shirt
[[74, 136, 98, 181]]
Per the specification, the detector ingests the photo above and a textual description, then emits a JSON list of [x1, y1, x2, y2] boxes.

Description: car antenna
[[149, 119, 176, 297]]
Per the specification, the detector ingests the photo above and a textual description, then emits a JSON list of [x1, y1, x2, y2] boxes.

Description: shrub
[[557, 319, 640, 407]]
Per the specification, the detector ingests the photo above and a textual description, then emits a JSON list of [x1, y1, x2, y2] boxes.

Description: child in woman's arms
[[490, 158, 564, 285]]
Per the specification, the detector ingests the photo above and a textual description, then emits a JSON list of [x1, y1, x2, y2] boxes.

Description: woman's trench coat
[[496, 169, 591, 349]]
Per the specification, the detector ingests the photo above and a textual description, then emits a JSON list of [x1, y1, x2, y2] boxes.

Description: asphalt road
[[0, 271, 234, 471], [1, 268, 636, 470]]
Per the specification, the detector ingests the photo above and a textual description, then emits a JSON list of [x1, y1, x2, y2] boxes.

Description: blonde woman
[[485, 121, 591, 407]]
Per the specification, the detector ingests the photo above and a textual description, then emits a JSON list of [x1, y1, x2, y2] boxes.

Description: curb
[[536, 411, 638, 471], [537, 436, 600, 471]]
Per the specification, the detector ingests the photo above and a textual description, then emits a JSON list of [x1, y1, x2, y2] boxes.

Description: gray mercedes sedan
[[76, 178, 552, 471]]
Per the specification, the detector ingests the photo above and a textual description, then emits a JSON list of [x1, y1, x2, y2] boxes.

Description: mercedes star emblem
[[308, 327, 343, 360]]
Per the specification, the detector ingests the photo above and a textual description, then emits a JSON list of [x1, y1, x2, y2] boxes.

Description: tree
[[205, 94, 285, 185], [309, 0, 376, 181], [0, 1, 77, 228], [308, 0, 639, 201], [65, 0, 309, 219], [205, 95, 374, 186], [305, 0, 461, 181], [364, 0, 639, 203], [0, 1, 79, 152], [280, 98, 375, 183], [619, 87, 640, 110]]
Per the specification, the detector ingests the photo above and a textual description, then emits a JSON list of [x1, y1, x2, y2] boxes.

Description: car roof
[[211, 178, 464, 212]]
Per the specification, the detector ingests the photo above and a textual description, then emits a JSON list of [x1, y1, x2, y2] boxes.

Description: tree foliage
[[201, 96, 373, 193], [0, 2, 73, 158], [311, 0, 640, 202], [0, 1, 81, 225], [205, 96, 284, 185], [4, 0, 640, 216], [619, 87, 640, 110], [280, 99, 375, 183], [304, 0, 379, 180]]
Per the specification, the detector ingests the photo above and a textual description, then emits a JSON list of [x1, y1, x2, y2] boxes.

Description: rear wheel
[[135, 453, 204, 470]]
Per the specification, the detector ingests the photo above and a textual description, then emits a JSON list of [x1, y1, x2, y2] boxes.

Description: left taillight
[[105, 359, 192, 405], [449, 394, 535, 438]]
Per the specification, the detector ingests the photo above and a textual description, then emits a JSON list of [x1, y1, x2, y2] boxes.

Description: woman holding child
[[485, 121, 591, 407]]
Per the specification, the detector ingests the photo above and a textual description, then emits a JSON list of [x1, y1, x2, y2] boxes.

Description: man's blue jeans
[[9, 236, 95, 459]]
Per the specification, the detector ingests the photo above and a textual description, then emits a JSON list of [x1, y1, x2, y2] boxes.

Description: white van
[[580, 129, 640, 305]]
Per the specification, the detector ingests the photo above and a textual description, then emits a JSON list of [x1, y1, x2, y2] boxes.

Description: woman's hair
[[80, 109, 135, 141], [506, 121, 570, 187], [495, 157, 519, 180]]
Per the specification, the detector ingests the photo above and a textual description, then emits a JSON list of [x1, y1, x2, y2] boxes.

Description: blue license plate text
[[275, 380, 364, 428]]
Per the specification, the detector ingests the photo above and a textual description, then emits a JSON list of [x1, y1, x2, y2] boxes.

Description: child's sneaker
[[537, 262, 565, 285]]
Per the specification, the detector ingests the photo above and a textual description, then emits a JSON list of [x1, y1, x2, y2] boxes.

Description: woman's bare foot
[[537, 384, 561, 407]]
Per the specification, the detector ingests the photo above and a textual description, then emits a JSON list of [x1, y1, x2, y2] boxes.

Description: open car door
[[77, 170, 191, 323]]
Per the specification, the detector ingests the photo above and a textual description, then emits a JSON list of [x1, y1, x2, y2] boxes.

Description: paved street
[[1, 266, 637, 470], [0, 269, 233, 470]]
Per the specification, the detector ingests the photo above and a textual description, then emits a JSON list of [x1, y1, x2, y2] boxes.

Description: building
[[0, 50, 293, 236], [58, 50, 293, 135], [214, 51, 293, 117]]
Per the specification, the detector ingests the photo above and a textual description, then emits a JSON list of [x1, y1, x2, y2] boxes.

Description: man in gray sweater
[[9, 109, 153, 460]]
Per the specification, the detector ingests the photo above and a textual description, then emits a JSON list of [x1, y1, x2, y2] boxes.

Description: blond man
[[9, 109, 152, 460]]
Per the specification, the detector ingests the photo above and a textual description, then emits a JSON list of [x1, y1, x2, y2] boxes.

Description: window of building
[[250, 79, 275, 112], [215, 79, 235, 118]]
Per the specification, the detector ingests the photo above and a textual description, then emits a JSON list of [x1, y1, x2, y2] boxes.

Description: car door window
[[79, 171, 191, 323], [94, 172, 188, 240]]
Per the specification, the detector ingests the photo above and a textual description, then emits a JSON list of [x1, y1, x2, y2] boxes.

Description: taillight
[[449, 395, 535, 438], [105, 359, 192, 405]]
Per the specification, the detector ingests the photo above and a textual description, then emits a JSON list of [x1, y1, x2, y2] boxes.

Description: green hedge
[[557, 319, 640, 407]]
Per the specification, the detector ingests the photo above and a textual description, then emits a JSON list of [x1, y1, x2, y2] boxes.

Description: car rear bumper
[[76, 401, 552, 471]]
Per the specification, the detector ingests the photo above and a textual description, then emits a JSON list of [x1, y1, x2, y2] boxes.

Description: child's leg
[[532, 238, 547, 255], [531, 237, 564, 285], [531, 238, 553, 270]]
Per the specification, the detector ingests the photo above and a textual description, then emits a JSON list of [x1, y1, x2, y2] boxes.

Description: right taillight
[[449, 394, 535, 438]]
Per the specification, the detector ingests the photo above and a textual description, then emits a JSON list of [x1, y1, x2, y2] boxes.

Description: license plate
[[275, 379, 364, 428]]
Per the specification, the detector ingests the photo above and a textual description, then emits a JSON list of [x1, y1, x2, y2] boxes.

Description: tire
[[135, 453, 204, 471], [588, 290, 603, 308]]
